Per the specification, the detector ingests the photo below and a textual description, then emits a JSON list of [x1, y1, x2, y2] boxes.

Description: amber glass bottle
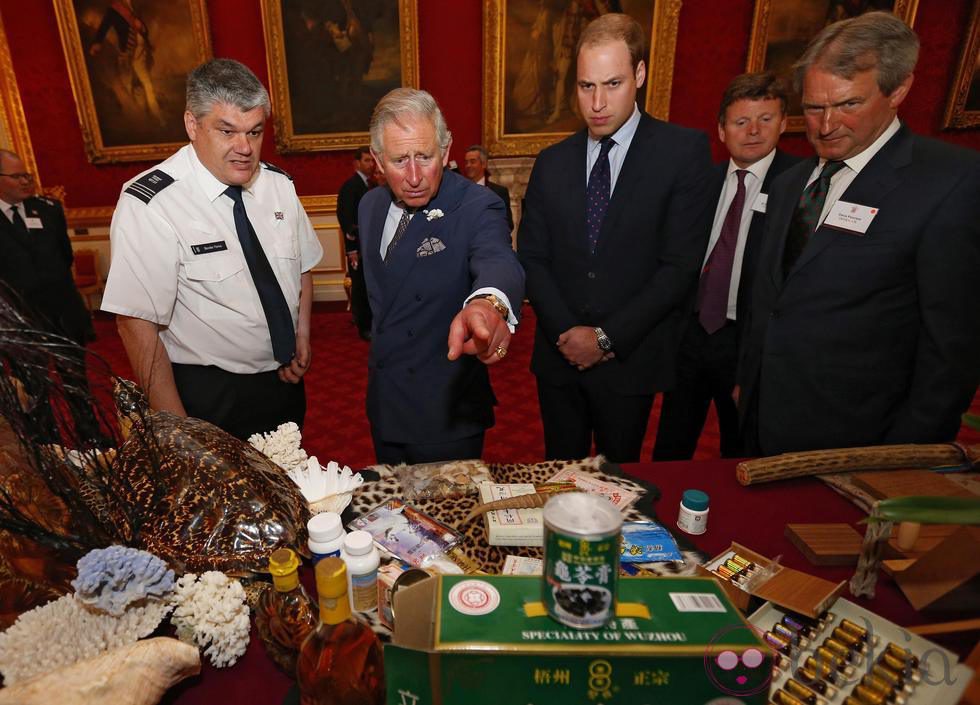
[[297, 557, 385, 705], [256, 548, 318, 674]]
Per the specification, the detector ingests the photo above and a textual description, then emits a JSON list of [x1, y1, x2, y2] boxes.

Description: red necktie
[[697, 169, 748, 334]]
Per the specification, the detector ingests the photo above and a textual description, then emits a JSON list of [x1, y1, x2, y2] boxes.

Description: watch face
[[599, 337, 612, 351]]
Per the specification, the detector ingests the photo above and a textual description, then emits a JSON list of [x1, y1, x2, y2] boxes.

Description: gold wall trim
[[0, 10, 39, 187]]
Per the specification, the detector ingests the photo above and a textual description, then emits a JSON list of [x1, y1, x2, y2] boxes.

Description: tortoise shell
[[108, 412, 309, 576]]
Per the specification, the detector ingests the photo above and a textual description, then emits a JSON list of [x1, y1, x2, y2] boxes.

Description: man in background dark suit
[[738, 12, 980, 455], [518, 13, 714, 463], [360, 88, 524, 464], [0, 149, 92, 345], [463, 144, 514, 233], [337, 146, 375, 340], [653, 73, 799, 460]]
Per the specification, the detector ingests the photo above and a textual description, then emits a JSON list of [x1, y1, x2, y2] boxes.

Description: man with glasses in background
[[0, 149, 93, 345]]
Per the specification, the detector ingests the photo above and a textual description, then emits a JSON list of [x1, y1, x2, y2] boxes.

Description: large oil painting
[[483, 0, 682, 157], [943, 0, 980, 129], [746, 0, 918, 130], [53, 0, 212, 163], [261, 0, 419, 153]]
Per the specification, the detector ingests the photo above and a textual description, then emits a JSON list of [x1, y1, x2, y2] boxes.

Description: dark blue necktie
[[224, 186, 295, 365], [586, 136, 615, 254]]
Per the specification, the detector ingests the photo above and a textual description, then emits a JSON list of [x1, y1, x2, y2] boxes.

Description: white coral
[[287, 457, 363, 510], [248, 421, 308, 471], [0, 594, 171, 684], [169, 572, 250, 668]]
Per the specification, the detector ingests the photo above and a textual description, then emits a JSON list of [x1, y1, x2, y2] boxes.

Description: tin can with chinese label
[[542, 492, 622, 629]]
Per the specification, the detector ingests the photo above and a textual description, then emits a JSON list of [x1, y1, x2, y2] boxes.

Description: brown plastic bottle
[[297, 557, 385, 705]]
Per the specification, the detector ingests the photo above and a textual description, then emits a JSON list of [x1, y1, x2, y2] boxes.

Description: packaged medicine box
[[697, 541, 845, 618]]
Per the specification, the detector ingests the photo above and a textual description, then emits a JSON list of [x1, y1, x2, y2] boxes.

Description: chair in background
[[72, 248, 103, 310]]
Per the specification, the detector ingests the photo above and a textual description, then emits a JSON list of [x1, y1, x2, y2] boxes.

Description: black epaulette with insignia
[[124, 169, 175, 204], [262, 162, 293, 181], [34, 196, 58, 207]]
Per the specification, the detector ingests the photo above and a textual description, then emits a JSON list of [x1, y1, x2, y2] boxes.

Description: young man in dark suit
[[738, 12, 980, 455], [518, 13, 715, 463], [653, 73, 800, 460], [0, 149, 92, 345], [360, 88, 524, 464], [463, 144, 514, 233], [337, 146, 375, 340]]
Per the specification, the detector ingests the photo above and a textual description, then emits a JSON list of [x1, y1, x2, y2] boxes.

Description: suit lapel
[[561, 130, 589, 253], [770, 157, 816, 287], [597, 117, 651, 250], [378, 171, 466, 318], [790, 128, 910, 275]]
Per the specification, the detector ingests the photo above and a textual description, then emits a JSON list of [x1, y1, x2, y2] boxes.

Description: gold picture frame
[[482, 0, 682, 157], [260, 0, 419, 153], [53, 0, 212, 164], [746, 0, 919, 132], [943, 0, 980, 129], [0, 12, 39, 186]]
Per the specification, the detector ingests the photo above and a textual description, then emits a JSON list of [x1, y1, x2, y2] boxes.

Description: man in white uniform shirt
[[653, 73, 799, 460], [102, 58, 322, 439]]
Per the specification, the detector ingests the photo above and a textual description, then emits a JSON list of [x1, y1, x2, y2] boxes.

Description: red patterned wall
[[0, 0, 975, 208]]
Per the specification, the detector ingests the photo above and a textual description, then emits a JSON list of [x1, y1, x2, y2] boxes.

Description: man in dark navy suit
[[739, 12, 980, 455], [337, 146, 375, 340], [518, 13, 714, 463], [359, 88, 524, 464], [653, 73, 799, 460], [0, 149, 92, 345], [463, 144, 514, 233]]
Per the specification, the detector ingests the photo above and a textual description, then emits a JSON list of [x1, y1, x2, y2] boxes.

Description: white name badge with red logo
[[751, 192, 768, 213], [24, 217, 43, 229], [824, 200, 879, 235]]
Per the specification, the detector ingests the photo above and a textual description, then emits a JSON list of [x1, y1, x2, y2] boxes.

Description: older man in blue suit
[[359, 88, 525, 464]]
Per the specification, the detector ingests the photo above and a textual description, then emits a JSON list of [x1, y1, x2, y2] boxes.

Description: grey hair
[[186, 58, 271, 120], [792, 11, 919, 95], [369, 88, 451, 156], [466, 144, 489, 163]]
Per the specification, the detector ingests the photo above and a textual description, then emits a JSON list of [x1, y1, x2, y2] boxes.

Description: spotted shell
[[107, 412, 309, 576]]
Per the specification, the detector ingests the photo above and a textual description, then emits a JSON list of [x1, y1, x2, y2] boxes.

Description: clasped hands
[[447, 299, 511, 365], [557, 326, 614, 371]]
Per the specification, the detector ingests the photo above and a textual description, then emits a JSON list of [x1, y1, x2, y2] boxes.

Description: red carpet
[[89, 303, 979, 469]]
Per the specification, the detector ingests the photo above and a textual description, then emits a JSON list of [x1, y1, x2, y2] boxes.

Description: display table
[[160, 458, 974, 704]]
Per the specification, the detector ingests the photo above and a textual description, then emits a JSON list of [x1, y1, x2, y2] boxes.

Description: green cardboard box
[[386, 574, 771, 705]]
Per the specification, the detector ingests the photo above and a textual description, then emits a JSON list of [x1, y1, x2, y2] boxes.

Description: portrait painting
[[746, 0, 919, 130], [53, 0, 212, 163], [943, 0, 980, 129], [483, 0, 682, 157], [261, 0, 419, 153]]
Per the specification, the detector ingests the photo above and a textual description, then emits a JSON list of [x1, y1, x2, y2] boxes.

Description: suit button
[[415, 294, 422, 302], [587, 271, 596, 279], [770, 310, 780, 319], [377, 362, 385, 369], [408, 367, 414, 375], [407, 329, 413, 337]]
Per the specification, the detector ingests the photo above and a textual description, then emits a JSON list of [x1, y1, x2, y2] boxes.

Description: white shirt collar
[[587, 104, 641, 153], [0, 197, 23, 214], [356, 170, 370, 185], [476, 175, 487, 186], [187, 143, 260, 203], [728, 148, 776, 183], [826, 116, 901, 175]]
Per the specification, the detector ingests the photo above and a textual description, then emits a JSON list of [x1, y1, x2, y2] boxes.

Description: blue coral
[[72, 545, 175, 616]]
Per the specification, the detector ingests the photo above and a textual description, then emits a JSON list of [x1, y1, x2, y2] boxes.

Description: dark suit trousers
[[172, 364, 306, 441], [653, 316, 742, 460], [371, 428, 484, 465], [536, 377, 653, 463]]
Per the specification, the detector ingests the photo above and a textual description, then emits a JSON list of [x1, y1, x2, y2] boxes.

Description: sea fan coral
[[170, 572, 250, 668], [0, 594, 171, 684], [248, 422, 308, 471], [72, 545, 175, 616]]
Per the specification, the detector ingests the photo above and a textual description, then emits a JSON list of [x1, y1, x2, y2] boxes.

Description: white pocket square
[[416, 237, 446, 257]]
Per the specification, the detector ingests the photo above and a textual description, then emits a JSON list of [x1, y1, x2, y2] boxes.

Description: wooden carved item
[[736, 443, 980, 486]]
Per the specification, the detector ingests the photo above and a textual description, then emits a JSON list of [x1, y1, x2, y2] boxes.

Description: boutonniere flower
[[424, 208, 444, 222]]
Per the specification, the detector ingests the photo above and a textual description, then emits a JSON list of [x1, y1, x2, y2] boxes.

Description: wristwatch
[[594, 327, 614, 352], [470, 293, 509, 321]]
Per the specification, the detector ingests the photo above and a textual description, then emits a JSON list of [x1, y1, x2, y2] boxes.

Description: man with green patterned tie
[[737, 12, 980, 455]]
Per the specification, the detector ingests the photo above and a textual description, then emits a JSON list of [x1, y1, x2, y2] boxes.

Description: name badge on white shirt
[[824, 200, 879, 235], [24, 217, 43, 229], [751, 193, 768, 213]]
